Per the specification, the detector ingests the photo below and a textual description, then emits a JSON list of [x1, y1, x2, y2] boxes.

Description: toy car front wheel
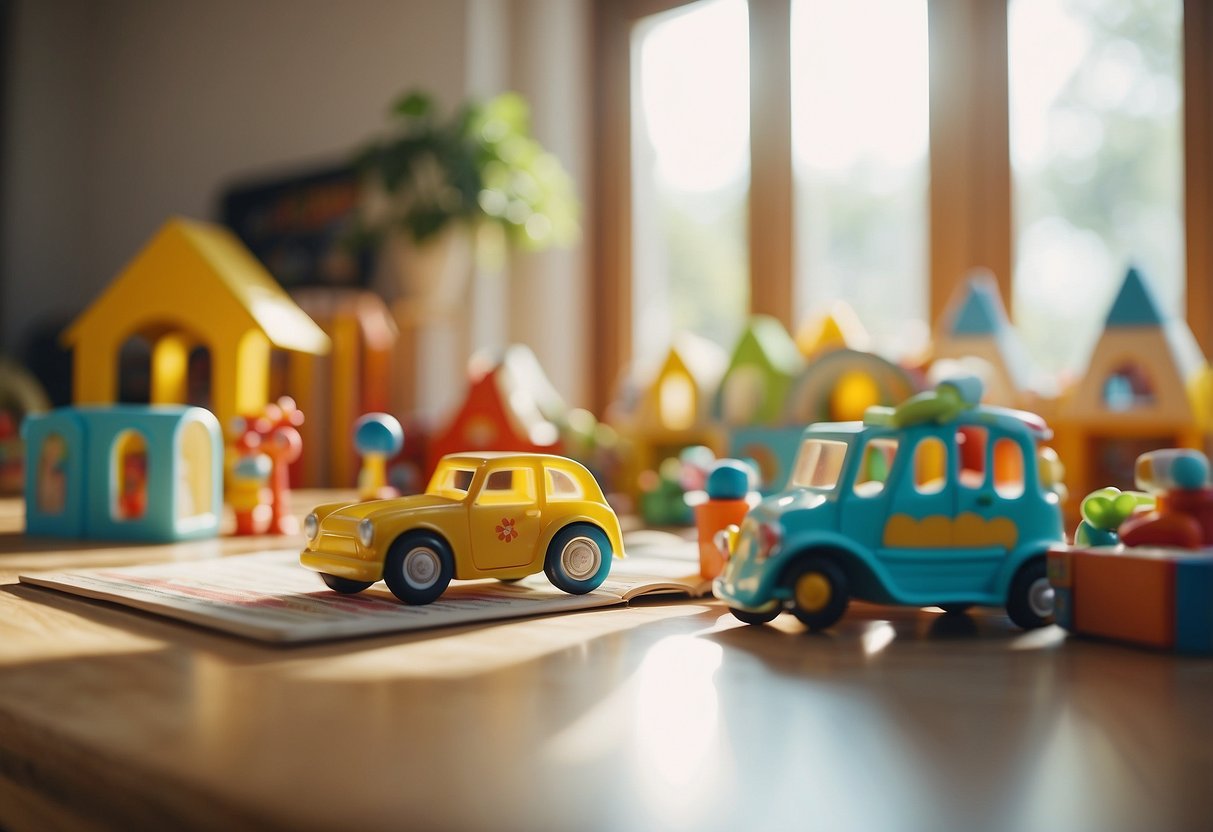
[[383, 532, 454, 605], [786, 556, 849, 631], [1006, 557, 1053, 629], [544, 523, 613, 595], [320, 573, 373, 594], [729, 606, 781, 625]]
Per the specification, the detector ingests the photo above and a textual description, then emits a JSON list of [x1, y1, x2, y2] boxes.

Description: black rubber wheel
[[730, 606, 781, 625], [786, 556, 850, 631], [544, 523, 613, 594], [1005, 557, 1054, 630], [383, 531, 454, 605], [320, 573, 373, 594]]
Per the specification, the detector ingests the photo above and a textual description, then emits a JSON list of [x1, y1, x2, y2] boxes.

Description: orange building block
[[1071, 550, 1176, 649], [694, 498, 748, 580]]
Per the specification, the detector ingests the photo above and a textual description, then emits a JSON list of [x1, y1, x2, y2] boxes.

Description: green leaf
[[393, 91, 434, 119]]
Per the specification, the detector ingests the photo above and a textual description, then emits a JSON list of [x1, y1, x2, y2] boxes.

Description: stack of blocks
[[1048, 545, 1213, 654]]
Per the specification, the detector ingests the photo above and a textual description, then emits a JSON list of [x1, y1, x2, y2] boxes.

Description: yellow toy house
[[1054, 267, 1213, 511], [62, 218, 330, 433], [615, 333, 725, 491]]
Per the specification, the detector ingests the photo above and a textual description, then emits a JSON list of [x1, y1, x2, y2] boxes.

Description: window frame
[[592, 0, 1213, 410]]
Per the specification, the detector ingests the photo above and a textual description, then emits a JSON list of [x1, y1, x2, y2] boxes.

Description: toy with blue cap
[[354, 413, 405, 501]]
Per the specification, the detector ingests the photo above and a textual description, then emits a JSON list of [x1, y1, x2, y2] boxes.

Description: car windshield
[[789, 439, 850, 490], [427, 463, 478, 499]]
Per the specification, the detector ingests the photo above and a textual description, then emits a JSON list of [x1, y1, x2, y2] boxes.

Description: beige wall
[[2, 0, 591, 409]]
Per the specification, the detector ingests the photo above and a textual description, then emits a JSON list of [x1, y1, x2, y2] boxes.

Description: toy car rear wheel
[[545, 523, 613, 595], [786, 556, 849, 631], [320, 573, 372, 594], [383, 531, 454, 605], [730, 606, 781, 625], [1006, 557, 1053, 630]]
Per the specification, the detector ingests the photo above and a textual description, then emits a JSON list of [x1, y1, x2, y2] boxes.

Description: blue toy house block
[[23, 405, 223, 542]]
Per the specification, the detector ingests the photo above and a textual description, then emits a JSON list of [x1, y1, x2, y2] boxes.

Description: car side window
[[956, 426, 988, 490], [912, 436, 948, 495], [993, 437, 1026, 499], [475, 467, 537, 506], [545, 467, 584, 501], [853, 438, 898, 497]]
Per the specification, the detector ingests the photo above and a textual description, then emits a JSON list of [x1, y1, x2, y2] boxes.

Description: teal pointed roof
[[1105, 266, 1164, 328], [950, 275, 1005, 336]]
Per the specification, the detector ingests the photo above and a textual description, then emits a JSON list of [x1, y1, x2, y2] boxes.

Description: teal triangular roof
[[1106, 266, 1164, 328], [951, 275, 1005, 336]]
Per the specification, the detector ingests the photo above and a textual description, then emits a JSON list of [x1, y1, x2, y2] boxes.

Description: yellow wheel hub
[[795, 572, 831, 613]]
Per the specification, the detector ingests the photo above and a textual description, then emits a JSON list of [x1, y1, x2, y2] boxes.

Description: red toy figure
[[118, 449, 148, 520], [1118, 449, 1213, 549], [229, 397, 304, 535]]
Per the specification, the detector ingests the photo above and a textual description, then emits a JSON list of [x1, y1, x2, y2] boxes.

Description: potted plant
[[355, 90, 580, 311]]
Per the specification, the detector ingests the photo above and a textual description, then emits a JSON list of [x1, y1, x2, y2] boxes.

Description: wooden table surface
[[1, 492, 1211, 832]]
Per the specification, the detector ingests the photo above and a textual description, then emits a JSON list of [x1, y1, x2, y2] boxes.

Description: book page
[[19, 529, 716, 643], [607, 530, 712, 600], [20, 551, 625, 644]]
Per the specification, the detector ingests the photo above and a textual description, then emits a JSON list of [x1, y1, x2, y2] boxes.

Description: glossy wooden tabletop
[[0, 494, 1210, 832]]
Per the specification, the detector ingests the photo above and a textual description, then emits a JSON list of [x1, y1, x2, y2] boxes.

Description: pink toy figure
[[354, 413, 405, 501], [229, 397, 304, 535], [263, 397, 304, 535]]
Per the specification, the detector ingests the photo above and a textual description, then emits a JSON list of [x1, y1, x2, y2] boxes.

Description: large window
[[630, 0, 751, 370], [792, 0, 930, 358], [1009, 0, 1183, 374], [593, 0, 1208, 410]]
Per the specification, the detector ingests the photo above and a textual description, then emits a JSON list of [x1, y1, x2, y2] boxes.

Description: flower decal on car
[[496, 517, 518, 542]]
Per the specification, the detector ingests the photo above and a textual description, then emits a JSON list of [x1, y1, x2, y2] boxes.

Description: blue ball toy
[[706, 460, 750, 501], [354, 413, 405, 456], [1172, 452, 1209, 490]]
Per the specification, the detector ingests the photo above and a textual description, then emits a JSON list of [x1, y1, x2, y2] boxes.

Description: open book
[[18, 531, 713, 644]]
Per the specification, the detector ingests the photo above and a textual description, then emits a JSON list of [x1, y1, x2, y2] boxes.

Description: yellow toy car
[[301, 452, 624, 604]]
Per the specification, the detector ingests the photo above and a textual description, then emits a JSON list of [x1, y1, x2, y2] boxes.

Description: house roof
[[934, 269, 1039, 396], [1105, 266, 1165, 328], [795, 301, 870, 358], [462, 344, 566, 446], [949, 276, 1005, 336], [665, 332, 727, 390], [63, 217, 330, 354], [293, 288, 398, 351], [730, 315, 803, 377]]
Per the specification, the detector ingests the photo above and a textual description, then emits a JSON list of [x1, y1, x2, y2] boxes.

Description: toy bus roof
[[806, 405, 1051, 441]]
